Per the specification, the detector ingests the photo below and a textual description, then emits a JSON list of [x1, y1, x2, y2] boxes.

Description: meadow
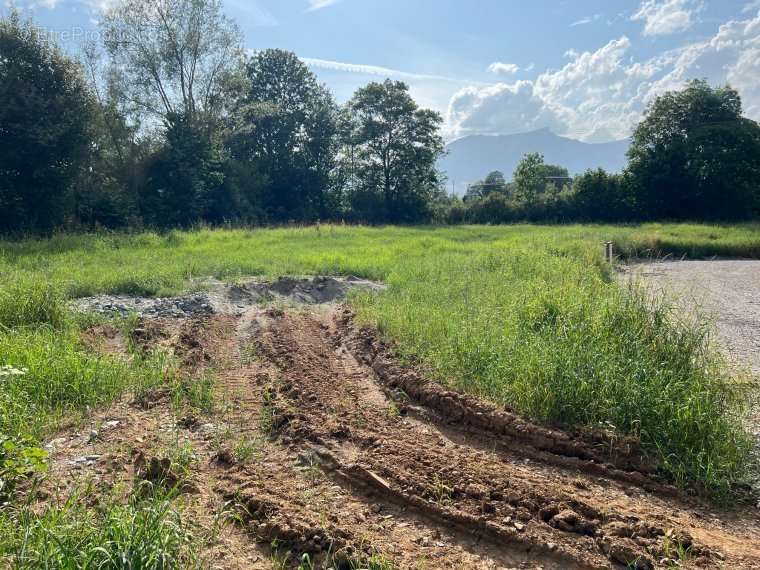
[[1, 223, 760, 564], [1, 224, 759, 489]]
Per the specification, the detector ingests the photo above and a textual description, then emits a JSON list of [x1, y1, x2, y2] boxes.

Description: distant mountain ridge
[[439, 128, 630, 195]]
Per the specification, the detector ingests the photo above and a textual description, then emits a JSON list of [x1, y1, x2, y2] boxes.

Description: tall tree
[[0, 12, 95, 233], [627, 79, 760, 220], [229, 49, 339, 221], [102, 0, 243, 124], [513, 153, 545, 205], [342, 79, 444, 223]]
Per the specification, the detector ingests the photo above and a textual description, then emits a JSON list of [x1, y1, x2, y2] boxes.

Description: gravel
[[621, 260, 760, 484], [621, 260, 760, 376], [73, 276, 385, 319]]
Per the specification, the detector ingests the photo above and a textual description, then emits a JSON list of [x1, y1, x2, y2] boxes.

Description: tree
[[465, 171, 507, 202], [571, 169, 632, 222], [229, 49, 339, 221], [102, 0, 243, 124], [0, 12, 95, 233], [513, 153, 545, 205], [141, 113, 227, 228], [342, 79, 445, 223], [627, 79, 760, 220]]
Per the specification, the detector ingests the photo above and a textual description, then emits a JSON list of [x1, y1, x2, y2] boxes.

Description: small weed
[[235, 438, 261, 464], [171, 375, 215, 415], [660, 532, 693, 567], [428, 475, 452, 507], [385, 401, 401, 419]]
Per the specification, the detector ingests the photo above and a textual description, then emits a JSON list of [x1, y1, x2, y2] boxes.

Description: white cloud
[[446, 10, 760, 142], [447, 80, 565, 138], [487, 62, 519, 75], [631, 0, 700, 36], [571, 14, 601, 27], [743, 1, 760, 13], [306, 0, 339, 11], [302, 57, 485, 85]]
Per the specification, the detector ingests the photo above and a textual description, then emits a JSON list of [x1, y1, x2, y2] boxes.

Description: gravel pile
[[74, 276, 385, 319]]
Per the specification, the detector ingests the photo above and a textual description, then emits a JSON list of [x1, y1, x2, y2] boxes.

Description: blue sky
[[4, 0, 760, 142]]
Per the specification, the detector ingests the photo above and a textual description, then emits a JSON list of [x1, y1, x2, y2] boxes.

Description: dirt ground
[[43, 296, 760, 569]]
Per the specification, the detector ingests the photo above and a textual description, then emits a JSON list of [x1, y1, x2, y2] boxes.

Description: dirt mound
[[73, 276, 385, 318]]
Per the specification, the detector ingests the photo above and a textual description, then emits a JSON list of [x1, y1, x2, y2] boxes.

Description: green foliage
[[0, 325, 170, 439], [1, 225, 757, 495], [0, 486, 198, 569], [0, 277, 67, 330], [571, 168, 633, 222], [465, 170, 508, 201], [102, 0, 242, 122], [513, 152, 545, 205], [0, 11, 95, 234], [628, 79, 760, 220], [232, 48, 340, 221], [142, 113, 229, 228], [342, 79, 445, 223], [0, 435, 48, 499]]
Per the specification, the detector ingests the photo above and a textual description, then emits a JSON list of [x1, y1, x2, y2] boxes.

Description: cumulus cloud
[[631, 0, 700, 36], [447, 80, 565, 138], [446, 10, 760, 142], [487, 62, 519, 74]]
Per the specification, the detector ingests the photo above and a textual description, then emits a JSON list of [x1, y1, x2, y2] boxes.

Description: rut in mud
[[48, 303, 760, 569]]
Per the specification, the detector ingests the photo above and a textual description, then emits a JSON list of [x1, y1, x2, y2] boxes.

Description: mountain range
[[439, 128, 630, 195]]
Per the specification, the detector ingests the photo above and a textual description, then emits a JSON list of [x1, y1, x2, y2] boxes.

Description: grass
[[0, 223, 758, 501], [0, 483, 198, 569]]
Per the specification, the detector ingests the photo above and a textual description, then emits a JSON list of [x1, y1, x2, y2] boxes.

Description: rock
[[44, 437, 68, 452], [607, 543, 652, 570]]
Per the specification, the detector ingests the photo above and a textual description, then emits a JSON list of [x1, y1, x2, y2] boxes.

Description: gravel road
[[622, 260, 760, 376], [622, 260, 760, 471]]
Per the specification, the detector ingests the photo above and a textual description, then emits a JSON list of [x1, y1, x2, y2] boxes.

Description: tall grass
[[352, 243, 754, 493], [0, 223, 757, 495], [0, 485, 198, 569], [0, 327, 170, 439]]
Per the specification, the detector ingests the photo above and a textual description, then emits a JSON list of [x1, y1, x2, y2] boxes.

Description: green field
[[1, 223, 759, 501]]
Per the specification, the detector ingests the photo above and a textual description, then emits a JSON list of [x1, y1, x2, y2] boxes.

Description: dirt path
[[620, 260, 760, 376], [45, 304, 760, 569]]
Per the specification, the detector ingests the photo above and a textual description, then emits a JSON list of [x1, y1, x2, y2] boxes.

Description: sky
[[4, 0, 760, 143]]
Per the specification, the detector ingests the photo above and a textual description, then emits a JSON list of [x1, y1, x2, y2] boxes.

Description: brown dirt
[[41, 305, 760, 569]]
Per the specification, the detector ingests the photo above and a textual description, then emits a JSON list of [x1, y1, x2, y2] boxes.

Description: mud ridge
[[309, 445, 592, 569], [337, 309, 683, 495], [248, 306, 717, 569]]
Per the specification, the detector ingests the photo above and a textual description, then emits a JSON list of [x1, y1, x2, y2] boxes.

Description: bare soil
[[42, 302, 760, 569]]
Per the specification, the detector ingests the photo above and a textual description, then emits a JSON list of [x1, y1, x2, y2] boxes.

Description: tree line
[[2, 0, 760, 235], [451, 79, 760, 224], [0, 2, 445, 234]]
